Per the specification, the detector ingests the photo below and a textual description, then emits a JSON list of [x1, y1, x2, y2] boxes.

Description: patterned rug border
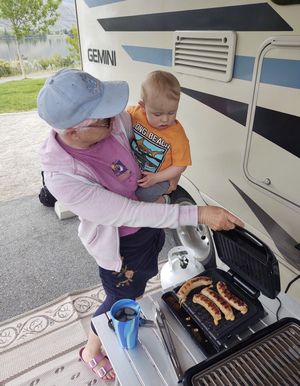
[[0, 283, 101, 328], [0, 286, 105, 354], [0, 264, 164, 355]]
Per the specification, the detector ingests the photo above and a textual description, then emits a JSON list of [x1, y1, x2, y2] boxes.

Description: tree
[[0, 0, 61, 78], [66, 24, 81, 64]]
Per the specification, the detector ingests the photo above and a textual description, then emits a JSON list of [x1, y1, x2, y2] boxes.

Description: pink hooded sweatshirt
[[39, 112, 198, 272]]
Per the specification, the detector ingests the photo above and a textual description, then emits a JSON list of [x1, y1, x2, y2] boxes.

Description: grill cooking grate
[[190, 323, 300, 385], [174, 269, 265, 348]]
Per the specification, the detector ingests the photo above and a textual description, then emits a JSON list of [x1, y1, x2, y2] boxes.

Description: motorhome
[[75, 0, 300, 301]]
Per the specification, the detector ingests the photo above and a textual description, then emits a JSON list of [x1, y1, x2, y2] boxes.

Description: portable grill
[[182, 317, 300, 386], [162, 227, 281, 353]]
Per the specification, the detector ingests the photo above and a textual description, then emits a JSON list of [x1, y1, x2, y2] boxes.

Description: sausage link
[[201, 286, 235, 321], [177, 276, 213, 305], [216, 281, 248, 314], [193, 293, 222, 326]]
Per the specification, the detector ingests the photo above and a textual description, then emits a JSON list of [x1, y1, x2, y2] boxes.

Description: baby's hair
[[141, 71, 181, 102]]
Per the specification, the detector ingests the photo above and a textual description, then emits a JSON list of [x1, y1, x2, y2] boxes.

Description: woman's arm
[[45, 171, 243, 231]]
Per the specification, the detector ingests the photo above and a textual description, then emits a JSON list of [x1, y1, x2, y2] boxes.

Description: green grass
[[0, 78, 47, 114]]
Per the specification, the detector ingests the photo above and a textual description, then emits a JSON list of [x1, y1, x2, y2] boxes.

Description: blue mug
[[110, 299, 141, 349]]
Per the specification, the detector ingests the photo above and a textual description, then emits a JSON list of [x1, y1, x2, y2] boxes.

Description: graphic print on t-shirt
[[111, 160, 128, 176], [111, 160, 131, 181], [131, 123, 170, 172]]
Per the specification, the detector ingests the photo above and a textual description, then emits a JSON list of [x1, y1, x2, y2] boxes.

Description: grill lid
[[183, 317, 300, 386], [213, 227, 280, 298]]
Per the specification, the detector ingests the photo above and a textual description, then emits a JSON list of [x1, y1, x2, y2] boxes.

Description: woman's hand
[[198, 206, 244, 231]]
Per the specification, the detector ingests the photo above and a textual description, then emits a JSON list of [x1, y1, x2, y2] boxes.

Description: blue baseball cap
[[37, 68, 129, 129]]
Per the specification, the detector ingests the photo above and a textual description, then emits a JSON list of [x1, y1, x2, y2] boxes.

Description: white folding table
[[92, 290, 300, 386]]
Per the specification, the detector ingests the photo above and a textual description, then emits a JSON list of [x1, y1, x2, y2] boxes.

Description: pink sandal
[[79, 347, 115, 381]]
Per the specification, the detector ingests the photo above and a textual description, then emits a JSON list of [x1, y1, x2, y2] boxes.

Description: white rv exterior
[[75, 0, 300, 300]]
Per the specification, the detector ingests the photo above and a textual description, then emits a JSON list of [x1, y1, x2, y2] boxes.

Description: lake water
[[0, 35, 69, 61]]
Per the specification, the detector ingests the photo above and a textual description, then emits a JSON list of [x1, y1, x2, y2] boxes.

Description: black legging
[[91, 227, 165, 334]]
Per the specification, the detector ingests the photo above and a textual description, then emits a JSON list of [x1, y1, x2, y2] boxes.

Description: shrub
[[0, 54, 77, 79], [66, 25, 81, 63], [37, 54, 74, 70], [52, 54, 74, 68], [37, 57, 54, 70], [0, 60, 12, 77]]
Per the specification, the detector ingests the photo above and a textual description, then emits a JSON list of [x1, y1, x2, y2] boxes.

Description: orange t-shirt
[[127, 105, 191, 173]]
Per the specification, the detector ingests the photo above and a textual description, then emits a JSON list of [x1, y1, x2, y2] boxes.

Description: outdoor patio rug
[[0, 266, 164, 386]]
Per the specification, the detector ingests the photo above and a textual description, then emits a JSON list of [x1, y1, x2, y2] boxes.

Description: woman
[[37, 68, 243, 381]]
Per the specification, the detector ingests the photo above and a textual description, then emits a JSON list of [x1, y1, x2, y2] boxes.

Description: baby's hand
[[165, 183, 176, 194], [167, 180, 178, 193], [138, 171, 158, 187]]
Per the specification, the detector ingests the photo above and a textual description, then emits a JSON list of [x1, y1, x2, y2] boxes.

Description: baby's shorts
[[135, 181, 169, 202]]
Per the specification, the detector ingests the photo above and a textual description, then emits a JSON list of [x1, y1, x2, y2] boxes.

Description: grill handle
[[228, 270, 260, 298], [235, 226, 264, 247]]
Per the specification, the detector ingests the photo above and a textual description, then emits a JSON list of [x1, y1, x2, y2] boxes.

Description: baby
[[128, 70, 191, 203]]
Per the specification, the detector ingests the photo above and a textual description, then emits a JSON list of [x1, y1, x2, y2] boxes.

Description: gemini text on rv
[[87, 48, 116, 66]]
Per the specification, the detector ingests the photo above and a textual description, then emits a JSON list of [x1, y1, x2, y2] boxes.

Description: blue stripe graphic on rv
[[120, 50, 255, 82], [122, 46, 172, 66], [122, 48, 300, 89], [233, 56, 254, 81], [98, 3, 292, 31], [234, 56, 300, 89], [261, 58, 300, 89], [84, 0, 124, 7], [229, 179, 300, 270]]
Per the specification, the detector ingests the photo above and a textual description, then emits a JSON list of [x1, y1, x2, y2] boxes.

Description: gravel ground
[[0, 110, 51, 202]]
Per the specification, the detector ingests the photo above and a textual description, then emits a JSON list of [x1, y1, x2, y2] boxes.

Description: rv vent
[[173, 31, 237, 82]]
